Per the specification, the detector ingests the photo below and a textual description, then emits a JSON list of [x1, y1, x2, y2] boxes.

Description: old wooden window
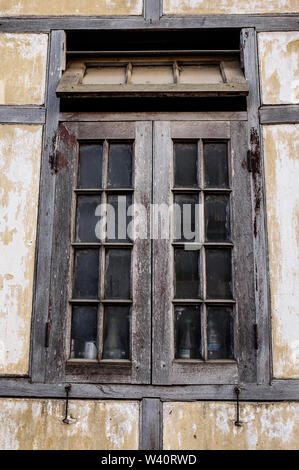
[[45, 115, 256, 385]]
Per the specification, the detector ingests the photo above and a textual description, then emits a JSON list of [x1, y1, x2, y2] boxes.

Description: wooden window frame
[[38, 112, 257, 386], [44, 120, 152, 384], [27, 25, 281, 398], [152, 119, 256, 385], [56, 56, 248, 99]]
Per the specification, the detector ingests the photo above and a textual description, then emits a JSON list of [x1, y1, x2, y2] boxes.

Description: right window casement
[[47, 117, 257, 386], [152, 120, 256, 385]]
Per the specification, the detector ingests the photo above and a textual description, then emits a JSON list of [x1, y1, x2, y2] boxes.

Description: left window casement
[[46, 121, 152, 383]]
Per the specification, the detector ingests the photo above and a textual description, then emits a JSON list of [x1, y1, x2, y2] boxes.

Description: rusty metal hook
[[62, 384, 72, 424], [234, 386, 243, 427]]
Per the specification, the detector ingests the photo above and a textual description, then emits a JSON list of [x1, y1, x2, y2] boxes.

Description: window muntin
[[172, 139, 234, 362], [70, 141, 134, 362]]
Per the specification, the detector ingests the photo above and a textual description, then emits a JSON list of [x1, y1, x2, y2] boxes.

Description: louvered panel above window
[[57, 56, 248, 98]]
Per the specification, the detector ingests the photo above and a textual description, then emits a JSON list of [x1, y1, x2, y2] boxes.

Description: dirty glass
[[174, 142, 198, 188], [73, 249, 99, 299], [102, 306, 130, 360], [207, 306, 234, 359], [206, 249, 232, 299], [75, 195, 101, 242], [174, 248, 201, 299], [174, 305, 201, 359], [107, 143, 133, 188], [78, 143, 103, 188], [204, 142, 229, 188], [104, 249, 131, 299], [205, 194, 230, 242], [70, 306, 98, 359]]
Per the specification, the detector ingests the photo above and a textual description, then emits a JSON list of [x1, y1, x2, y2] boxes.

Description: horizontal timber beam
[[260, 105, 299, 124], [0, 15, 298, 33], [0, 379, 298, 401], [0, 106, 46, 124]]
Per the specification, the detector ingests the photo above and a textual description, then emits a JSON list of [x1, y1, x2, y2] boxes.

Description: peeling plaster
[[0, 33, 48, 105], [0, 125, 42, 375], [264, 125, 299, 378], [0, 0, 142, 16], [164, 0, 299, 15], [163, 402, 299, 450], [258, 32, 299, 104], [0, 399, 139, 450]]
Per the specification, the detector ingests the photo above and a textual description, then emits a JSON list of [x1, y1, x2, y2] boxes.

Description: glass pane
[[70, 305, 98, 359], [180, 65, 223, 84], [73, 249, 99, 299], [78, 144, 103, 189], [204, 142, 229, 188], [174, 248, 200, 299], [205, 194, 231, 242], [104, 249, 131, 299], [175, 305, 201, 359], [131, 65, 173, 84], [82, 66, 126, 85], [108, 143, 132, 188], [174, 194, 198, 242], [206, 249, 232, 299], [207, 306, 234, 359], [102, 305, 130, 360], [106, 194, 132, 243], [76, 195, 101, 243], [174, 142, 198, 188]]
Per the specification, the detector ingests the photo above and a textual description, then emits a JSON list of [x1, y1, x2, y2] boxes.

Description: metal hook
[[62, 384, 72, 424], [234, 386, 242, 427]]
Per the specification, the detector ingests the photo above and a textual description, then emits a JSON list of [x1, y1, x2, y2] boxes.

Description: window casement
[[44, 115, 257, 385]]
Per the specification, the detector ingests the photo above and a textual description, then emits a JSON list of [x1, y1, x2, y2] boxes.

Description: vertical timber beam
[[30, 30, 65, 382], [144, 0, 162, 22], [140, 398, 162, 450], [241, 28, 271, 384]]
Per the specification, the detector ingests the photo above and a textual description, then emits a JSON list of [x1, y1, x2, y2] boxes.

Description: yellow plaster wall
[[0, 33, 48, 105], [258, 32, 299, 104], [164, 0, 299, 15], [0, 125, 42, 375], [163, 402, 299, 450], [0, 0, 142, 16], [263, 124, 299, 378], [0, 399, 139, 450]]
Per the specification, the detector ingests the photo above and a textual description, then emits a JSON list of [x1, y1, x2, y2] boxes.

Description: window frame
[[152, 119, 257, 385], [44, 120, 152, 384], [28, 26, 274, 394], [37, 112, 258, 386]]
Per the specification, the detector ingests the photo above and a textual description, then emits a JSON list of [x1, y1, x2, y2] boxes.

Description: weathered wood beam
[[260, 105, 299, 124], [0, 106, 46, 124]]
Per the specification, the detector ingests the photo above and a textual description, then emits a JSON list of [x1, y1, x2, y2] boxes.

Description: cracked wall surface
[[0, 399, 139, 450], [0, 33, 48, 105], [0, 125, 42, 374], [164, 0, 299, 15], [163, 402, 299, 450], [0, 0, 143, 16], [259, 32, 299, 104]]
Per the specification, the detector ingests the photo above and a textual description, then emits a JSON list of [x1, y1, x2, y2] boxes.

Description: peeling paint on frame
[[164, 0, 299, 15], [263, 124, 299, 378], [258, 32, 299, 105], [0, 125, 42, 375], [0, 399, 139, 450], [0, 33, 48, 106], [163, 402, 299, 450], [0, 0, 143, 16]]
